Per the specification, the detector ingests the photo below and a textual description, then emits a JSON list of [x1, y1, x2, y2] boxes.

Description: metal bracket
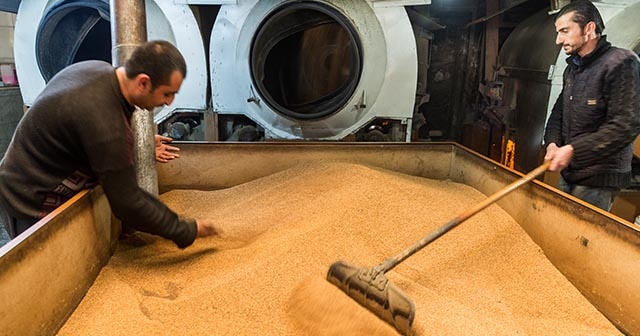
[[354, 91, 366, 110], [247, 86, 261, 105], [547, 64, 555, 81]]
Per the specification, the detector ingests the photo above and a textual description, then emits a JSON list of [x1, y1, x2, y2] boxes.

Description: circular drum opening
[[36, 0, 111, 81], [250, 1, 363, 121]]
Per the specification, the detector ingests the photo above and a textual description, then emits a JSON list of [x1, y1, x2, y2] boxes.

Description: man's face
[[555, 12, 588, 55], [138, 70, 183, 111]]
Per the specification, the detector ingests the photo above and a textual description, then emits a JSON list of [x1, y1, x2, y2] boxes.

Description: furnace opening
[[250, 1, 363, 120], [36, 0, 111, 82]]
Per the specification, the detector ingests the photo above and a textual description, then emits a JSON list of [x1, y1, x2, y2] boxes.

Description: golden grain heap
[[57, 162, 621, 335]]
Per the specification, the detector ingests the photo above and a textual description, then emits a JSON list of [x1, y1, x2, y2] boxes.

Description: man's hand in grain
[[155, 134, 180, 163], [196, 219, 222, 238]]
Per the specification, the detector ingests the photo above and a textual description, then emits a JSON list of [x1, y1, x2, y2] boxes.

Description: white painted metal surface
[[210, 0, 423, 140], [370, 0, 430, 7], [174, 0, 237, 4], [13, 0, 207, 120]]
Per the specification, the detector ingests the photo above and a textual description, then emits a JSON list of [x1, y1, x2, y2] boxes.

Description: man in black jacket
[[544, 0, 640, 211], [0, 40, 220, 247]]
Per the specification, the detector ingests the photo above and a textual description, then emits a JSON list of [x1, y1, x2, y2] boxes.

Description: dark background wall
[[415, 0, 551, 163]]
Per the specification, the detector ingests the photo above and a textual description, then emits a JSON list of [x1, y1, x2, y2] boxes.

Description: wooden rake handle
[[378, 161, 551, 274]]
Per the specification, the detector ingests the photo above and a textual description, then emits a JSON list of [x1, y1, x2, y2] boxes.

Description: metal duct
[[110, 0, 146, 64], [111, 0, 158, 196]]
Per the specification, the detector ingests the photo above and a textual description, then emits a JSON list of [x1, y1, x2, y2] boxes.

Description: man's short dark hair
[[124, 40, 187, 88], [556, 0, 605, 35]]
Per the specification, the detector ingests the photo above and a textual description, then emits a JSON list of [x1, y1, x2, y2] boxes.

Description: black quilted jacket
[[544, 36, 640, 188]]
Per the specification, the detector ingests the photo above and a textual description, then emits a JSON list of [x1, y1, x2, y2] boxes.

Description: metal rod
[[380, 161, 550, 273], [466, 0, 529, 27], [110, 0, 158, 196]]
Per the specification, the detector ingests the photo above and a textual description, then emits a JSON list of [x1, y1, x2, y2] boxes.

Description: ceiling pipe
[[549, 0, 571, 14], [110, 0, 159, 196]]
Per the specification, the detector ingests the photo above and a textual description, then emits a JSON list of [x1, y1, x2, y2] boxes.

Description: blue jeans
[[0, 204, 36, 240], [0, 225, 10, 247], [558, 176, 617, 211]]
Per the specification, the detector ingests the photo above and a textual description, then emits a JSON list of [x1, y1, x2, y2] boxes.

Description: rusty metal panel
[[157, 142, 457, 193], [0, 187, 117, 336], [451, 146, 640, 336]]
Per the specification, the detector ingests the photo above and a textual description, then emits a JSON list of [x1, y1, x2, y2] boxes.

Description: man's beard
[[565, 39, 585, 55]]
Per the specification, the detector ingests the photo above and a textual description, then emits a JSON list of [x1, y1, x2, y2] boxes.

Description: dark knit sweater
[[544, 36, 640, 188], [0, 61, 197, 248]]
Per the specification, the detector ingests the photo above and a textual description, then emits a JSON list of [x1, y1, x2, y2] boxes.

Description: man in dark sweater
[[544, 0, 640, 211], [0, 40, 220, 248]]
